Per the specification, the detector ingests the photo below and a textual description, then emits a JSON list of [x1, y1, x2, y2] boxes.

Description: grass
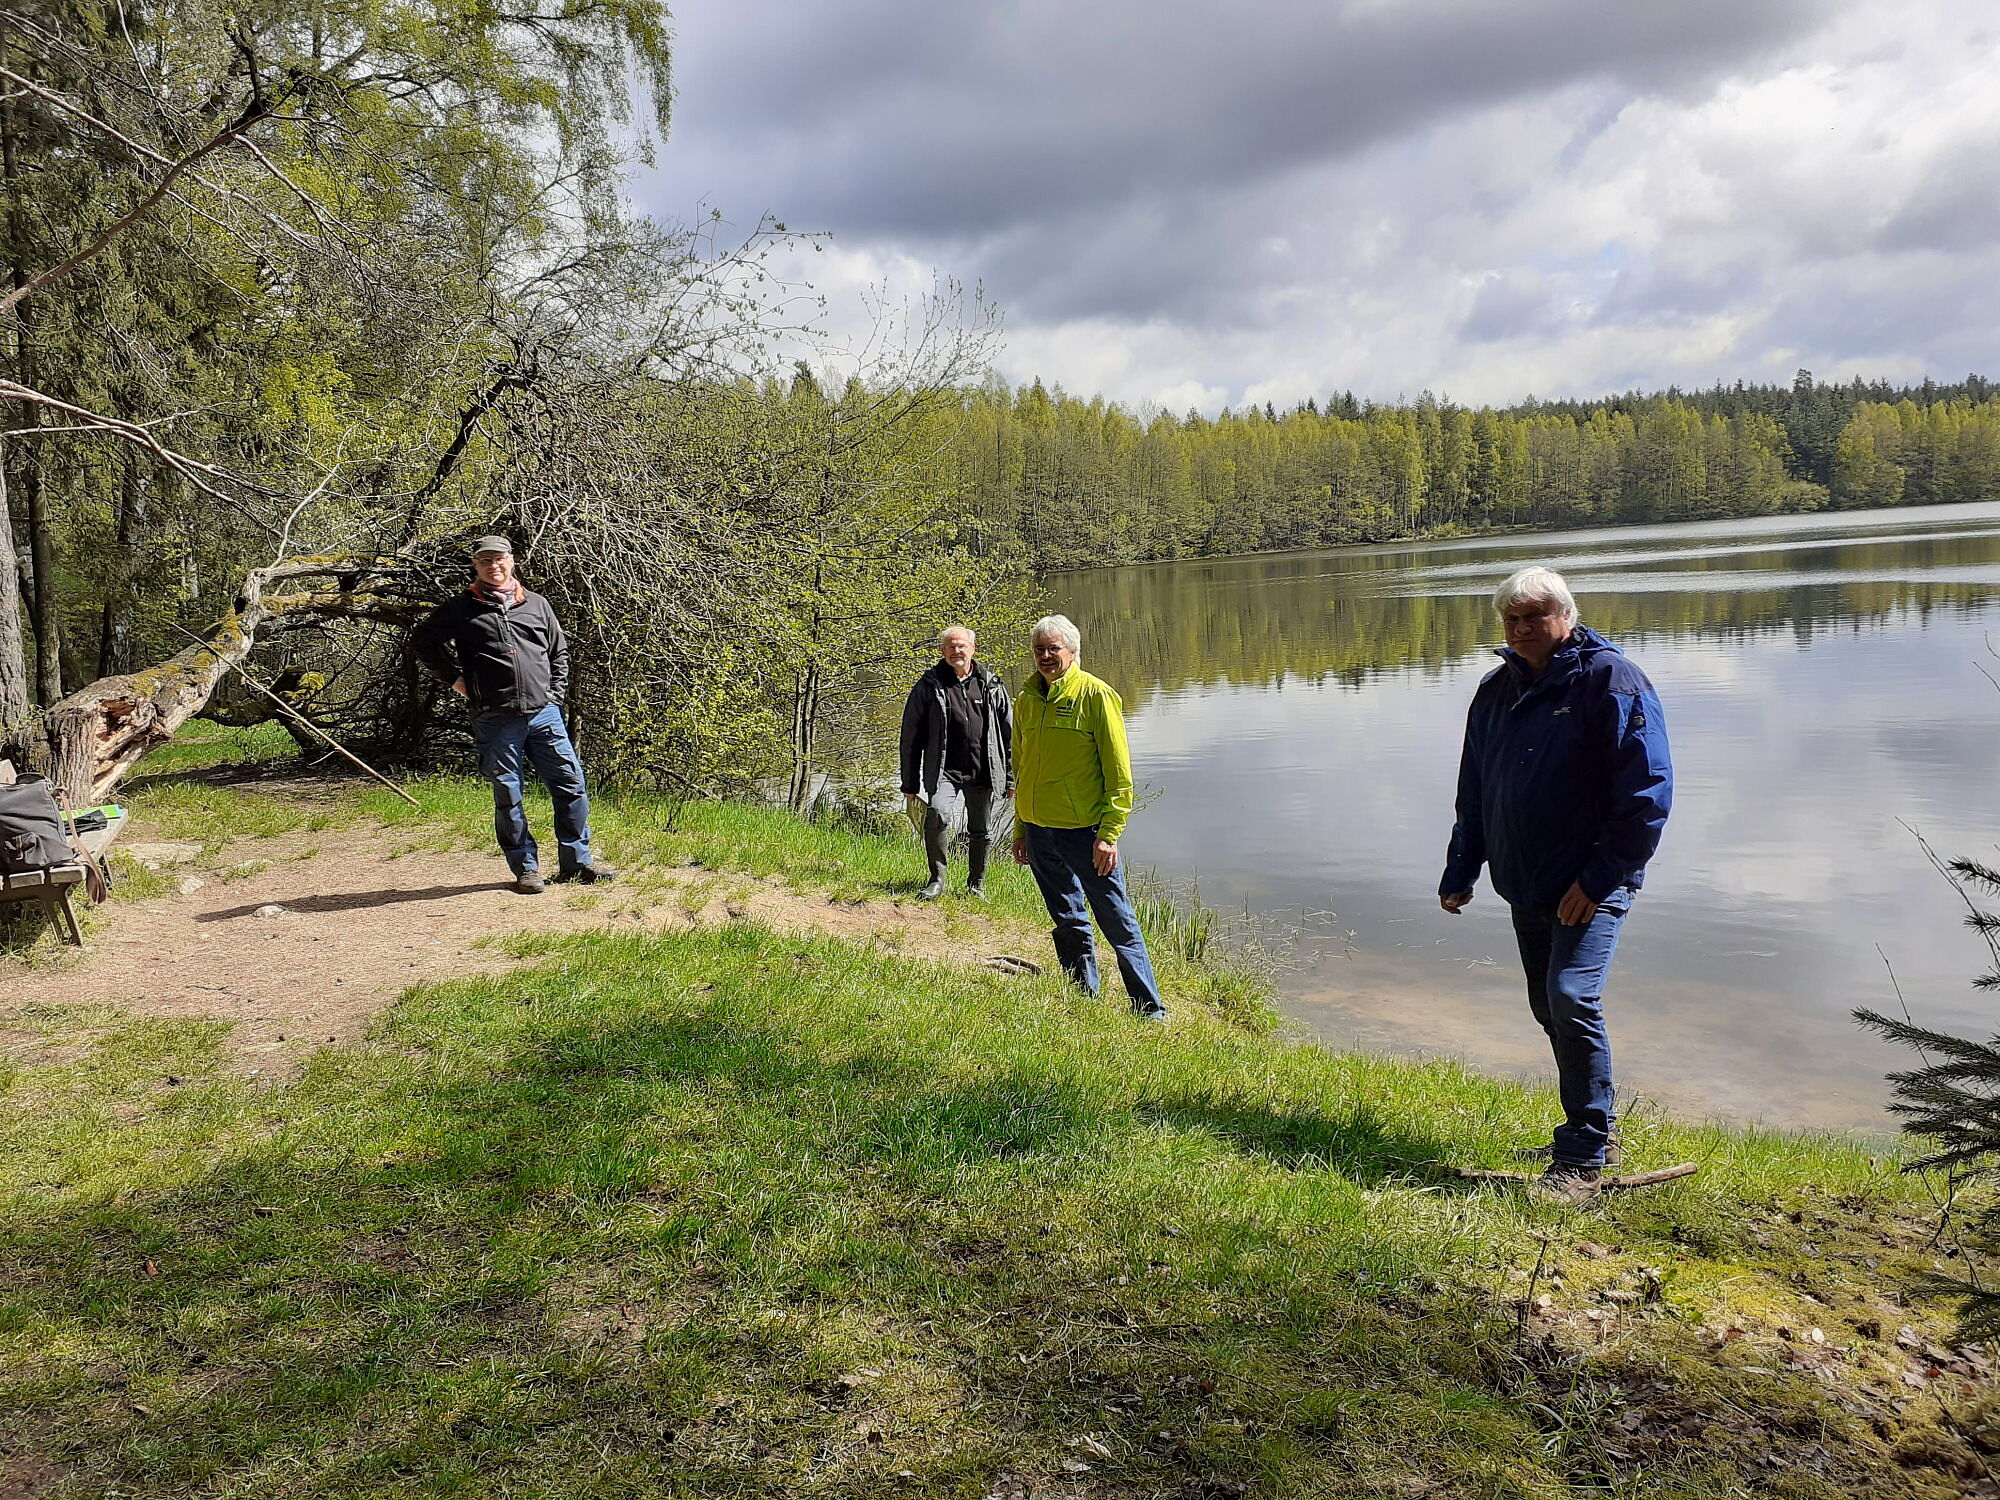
[[360, 776, 1278, 1029], [122, 720, 295, 777], [0, 757, 1989, 1496], [0, 919, 1970, 1498]]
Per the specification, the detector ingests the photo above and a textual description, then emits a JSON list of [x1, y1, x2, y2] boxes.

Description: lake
[[1051, 501, 2000, 1131]]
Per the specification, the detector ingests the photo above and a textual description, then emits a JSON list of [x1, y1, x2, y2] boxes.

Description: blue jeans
[[1509, 887, 1634, 1169], [470, 704, 591, 876], [1021, 822, 1164, 1016]]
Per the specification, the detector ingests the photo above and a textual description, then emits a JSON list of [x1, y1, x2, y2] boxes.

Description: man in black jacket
[[411, 536, 612, 894], [899, 625, 1013, 900]]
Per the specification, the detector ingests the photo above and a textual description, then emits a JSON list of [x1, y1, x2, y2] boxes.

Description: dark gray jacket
[[899, 660, 1014, 797], [411, 584, 569, 715]]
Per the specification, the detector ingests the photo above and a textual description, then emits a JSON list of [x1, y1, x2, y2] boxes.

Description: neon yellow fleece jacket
[[1012, 663, 1135, 843]]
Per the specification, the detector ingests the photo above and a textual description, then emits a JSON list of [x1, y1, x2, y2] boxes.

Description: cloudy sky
[[642, 1, 2000, 413]]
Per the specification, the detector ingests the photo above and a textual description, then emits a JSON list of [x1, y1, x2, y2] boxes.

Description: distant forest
[[952, 371, 2000, 570]]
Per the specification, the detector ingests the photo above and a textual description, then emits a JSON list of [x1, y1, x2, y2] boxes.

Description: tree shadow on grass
[[193, 884, 502, 920], [1134, 1092, 1454, 1185], [0, 938, 1168, 1495], [0, 923, 1862, 1499]]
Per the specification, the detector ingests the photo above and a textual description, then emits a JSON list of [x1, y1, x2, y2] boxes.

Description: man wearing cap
[[411, 536, 613, 894]]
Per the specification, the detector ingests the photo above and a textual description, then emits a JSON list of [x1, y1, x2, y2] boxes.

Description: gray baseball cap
[[469, 534, 514, 558]]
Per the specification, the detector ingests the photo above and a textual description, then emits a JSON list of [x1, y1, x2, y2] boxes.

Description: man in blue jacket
[[1439, 566, 1672, 1205]]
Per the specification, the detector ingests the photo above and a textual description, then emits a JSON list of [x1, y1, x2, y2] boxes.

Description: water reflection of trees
[[1049, 542, 2000, 708]]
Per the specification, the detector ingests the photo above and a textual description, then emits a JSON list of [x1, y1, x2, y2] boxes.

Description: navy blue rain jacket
[[1439, 623, 1673, 911]]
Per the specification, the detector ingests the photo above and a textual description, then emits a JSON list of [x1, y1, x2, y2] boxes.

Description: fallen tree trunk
[[2, 554, 429, 803]]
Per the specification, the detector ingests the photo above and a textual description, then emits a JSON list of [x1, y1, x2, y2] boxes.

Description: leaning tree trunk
[[3, 554, 425, 803]]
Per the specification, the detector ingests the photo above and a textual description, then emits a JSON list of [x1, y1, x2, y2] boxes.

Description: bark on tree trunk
[[0, 454, 32, 726], [787, 662, 820, 815], [96, 460, 145, 677], [1, 34, 41, 722], [2, 38, 54, 707], [24, 449, 58, 704]]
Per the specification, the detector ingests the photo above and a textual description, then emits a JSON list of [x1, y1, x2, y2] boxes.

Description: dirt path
[[0, 823, 1033, 1078]]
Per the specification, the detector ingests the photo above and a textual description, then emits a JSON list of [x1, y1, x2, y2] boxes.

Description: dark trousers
[[1021, 822, 1164, 1016], [1509, 887, 1634, 1168], [922, 779, 997, 888], [471, 703, 591, 876]]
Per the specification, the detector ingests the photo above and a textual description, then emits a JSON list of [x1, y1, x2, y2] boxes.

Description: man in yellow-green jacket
[[1010, 614, 1167, 1022]]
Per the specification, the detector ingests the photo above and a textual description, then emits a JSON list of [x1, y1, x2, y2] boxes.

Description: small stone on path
[[252, 904, 288, 919], [177, 877, 206, 896]]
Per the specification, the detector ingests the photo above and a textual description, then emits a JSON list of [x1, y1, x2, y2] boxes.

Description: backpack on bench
[[0, 780, 111, 903], [0, 781, 75, 876]]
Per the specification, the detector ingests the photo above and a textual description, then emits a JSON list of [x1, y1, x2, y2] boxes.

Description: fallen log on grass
[[1, 555, 428, 805], [1454, 1162, 1700, 1189]]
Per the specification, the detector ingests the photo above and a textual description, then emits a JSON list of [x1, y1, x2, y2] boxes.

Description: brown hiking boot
[[1528, 1161, 1603, 1207], [513, 870, 546, 895]]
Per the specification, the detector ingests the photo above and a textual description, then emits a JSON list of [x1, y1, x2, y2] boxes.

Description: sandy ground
[[0, 822, 1037, 1078]]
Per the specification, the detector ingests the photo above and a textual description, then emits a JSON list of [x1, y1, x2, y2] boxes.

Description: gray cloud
[[644, 1, 2000, 408], [663, 0, 1824, 240], [1463, 271, 1569, 343], [1876, 142, 2000, 254]]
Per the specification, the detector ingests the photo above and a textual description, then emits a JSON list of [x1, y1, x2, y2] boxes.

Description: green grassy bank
[[0, 746, 1992, 1497]]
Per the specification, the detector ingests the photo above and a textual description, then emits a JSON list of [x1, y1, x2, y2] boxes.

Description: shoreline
[[1039, 493, 2000, 579]]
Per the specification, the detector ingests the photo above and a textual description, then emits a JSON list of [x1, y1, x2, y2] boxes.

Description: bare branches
[[4, 551, 425, 801], [0, 378, 283, 522]]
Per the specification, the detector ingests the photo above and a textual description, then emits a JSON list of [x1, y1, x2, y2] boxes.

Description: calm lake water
[[1049, 501, 2000, 1131]]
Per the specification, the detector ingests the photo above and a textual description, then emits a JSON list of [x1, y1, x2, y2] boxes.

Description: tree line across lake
[[949, 371, 2000, 571]]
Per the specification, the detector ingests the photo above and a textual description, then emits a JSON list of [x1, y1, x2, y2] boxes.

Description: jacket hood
[[1496, 621, 1621, 677]]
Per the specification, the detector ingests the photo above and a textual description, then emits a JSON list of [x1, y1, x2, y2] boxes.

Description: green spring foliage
[[946, 371, 2000, 571]]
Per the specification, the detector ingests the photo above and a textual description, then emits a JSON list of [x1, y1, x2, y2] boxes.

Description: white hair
[[1030, 614, 1081, 653], [937, 624, 975, 647], [1493, 566, 1577, 623]]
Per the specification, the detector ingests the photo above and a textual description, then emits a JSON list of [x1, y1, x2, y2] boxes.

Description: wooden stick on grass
[[171, 625, 420, 807], [1455, 1163, 1700, 1189]]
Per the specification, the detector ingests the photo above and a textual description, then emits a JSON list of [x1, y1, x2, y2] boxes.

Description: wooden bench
[[0, 760, 126, 946]]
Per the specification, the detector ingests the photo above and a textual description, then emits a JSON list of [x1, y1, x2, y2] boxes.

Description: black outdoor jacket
[[411, 585, 570, 715], [899, 660, 1014, 798]]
